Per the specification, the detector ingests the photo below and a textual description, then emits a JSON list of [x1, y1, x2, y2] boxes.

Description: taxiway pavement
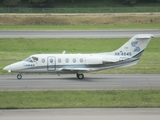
[[0, 30, 160, 38], [0, 74, 159, 91], [0, 108, 160, 120]]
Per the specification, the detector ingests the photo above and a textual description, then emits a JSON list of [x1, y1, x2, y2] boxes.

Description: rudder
[[113, 34, 154, 58]]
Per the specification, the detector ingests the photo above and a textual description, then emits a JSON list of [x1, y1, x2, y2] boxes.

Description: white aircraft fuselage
[[3, 34, 154, 79]]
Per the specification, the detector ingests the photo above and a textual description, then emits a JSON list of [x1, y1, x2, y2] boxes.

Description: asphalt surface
[[0, 74, 159, 91], [1, 108, 160, 120], [0, 30, 160, 38]]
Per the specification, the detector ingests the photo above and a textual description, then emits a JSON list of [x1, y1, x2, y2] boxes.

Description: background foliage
[[1, 0, 160, 7]]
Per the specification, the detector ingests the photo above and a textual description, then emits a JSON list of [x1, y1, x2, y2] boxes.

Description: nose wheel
[[76, 73, 84, 79], [17, 74, 22, 80]]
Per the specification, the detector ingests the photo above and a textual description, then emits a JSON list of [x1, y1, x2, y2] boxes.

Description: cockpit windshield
[[23, 56, 38, 63], [23, 57, 33, 62]]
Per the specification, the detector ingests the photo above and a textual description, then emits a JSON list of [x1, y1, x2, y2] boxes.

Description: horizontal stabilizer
[[135, 34, 154, 39]]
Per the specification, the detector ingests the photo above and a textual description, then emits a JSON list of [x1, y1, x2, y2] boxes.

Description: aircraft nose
[[3, 65, 11, 72]]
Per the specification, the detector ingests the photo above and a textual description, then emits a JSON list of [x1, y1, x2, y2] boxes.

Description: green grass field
[[1, 24, 160, 30], [0, 90, 160, 109], [1, 37, 160, 74]]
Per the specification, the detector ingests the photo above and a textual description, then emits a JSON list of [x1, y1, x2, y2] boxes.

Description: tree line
[[0, 0, 160, 7]]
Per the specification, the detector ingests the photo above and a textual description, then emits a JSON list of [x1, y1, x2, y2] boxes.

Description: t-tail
[[99, 34, 154, 68], [113, 34, 154, 58]]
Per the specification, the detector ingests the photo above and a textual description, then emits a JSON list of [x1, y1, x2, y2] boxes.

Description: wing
[[61, 68, 90, 72]]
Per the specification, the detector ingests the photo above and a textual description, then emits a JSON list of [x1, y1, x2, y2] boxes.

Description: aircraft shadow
[[8, 76, 113, 82]]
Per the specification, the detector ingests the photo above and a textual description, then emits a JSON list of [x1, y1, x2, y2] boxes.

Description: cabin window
[[58, 58, 61, 63], [65, 58, 69, 63], [42, 58, 45, 63], [73, 58, 76, 63], [80, 58, 83, 63], [50, 58, 53, 63]]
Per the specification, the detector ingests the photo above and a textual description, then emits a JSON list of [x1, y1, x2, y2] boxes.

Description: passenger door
[[47, 56, 56, 71]]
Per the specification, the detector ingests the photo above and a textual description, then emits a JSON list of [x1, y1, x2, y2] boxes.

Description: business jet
[[3, 34, 154, 80]]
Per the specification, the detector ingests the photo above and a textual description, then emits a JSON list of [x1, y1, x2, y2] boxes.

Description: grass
[[1, 7, 160, 13], [1, 24, 160, 30], [0, 90, 160, 109], [0, 14, 160, 30], [0, 37, 160, 74]]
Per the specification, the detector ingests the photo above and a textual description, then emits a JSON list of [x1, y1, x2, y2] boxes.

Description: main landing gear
[[76, 73, 84, 79], [17, 74, 22, 80], [16, 73, 84, 80]]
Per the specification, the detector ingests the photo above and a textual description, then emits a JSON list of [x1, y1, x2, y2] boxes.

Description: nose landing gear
[[17, 74, 22, 80]]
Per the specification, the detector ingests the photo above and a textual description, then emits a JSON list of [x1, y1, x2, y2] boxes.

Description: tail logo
[[131, 41, 140, 52]]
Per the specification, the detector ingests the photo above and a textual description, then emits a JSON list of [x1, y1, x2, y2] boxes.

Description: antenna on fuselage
[[62, 50, 66, 54]]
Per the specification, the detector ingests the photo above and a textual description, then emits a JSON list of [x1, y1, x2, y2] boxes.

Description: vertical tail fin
[[114, 34, 154, 58]]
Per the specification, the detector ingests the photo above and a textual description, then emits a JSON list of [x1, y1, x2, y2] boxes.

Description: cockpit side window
[[32, 57, 38, 62], [23, 57, 33, 63]]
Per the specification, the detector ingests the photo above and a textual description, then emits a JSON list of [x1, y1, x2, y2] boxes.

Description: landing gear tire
[[77, 73, 84, 79], [17, 74, 22, 80]]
